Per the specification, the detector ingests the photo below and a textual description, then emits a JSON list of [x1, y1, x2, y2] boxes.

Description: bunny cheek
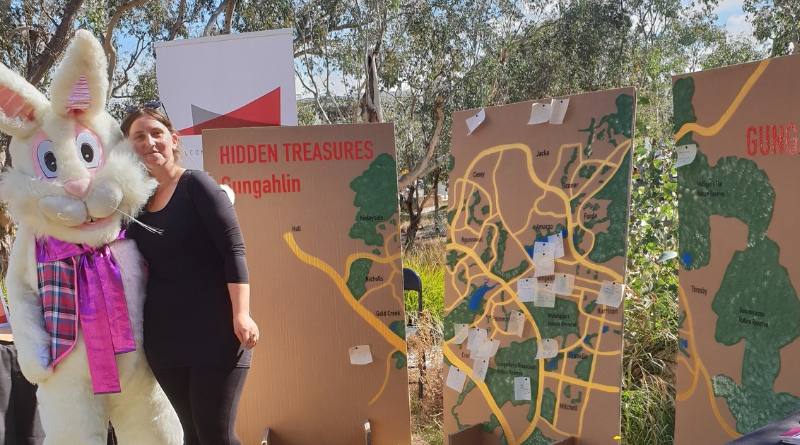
[[37, 195, 113, 231], [38, 196, 88, 227]]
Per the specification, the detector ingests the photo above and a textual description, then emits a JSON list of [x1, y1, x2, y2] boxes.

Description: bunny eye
[[76, 131, 102, 169], [36, 140, 58, 179]]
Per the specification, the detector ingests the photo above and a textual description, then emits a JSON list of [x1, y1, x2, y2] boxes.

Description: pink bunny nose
[[64, 177, 92, 198]]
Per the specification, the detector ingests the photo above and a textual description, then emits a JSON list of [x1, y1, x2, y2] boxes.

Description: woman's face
[[128, 115, 178, 171]]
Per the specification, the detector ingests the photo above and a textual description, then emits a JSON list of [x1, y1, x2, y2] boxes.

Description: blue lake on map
[[468, 281, 499, 310]]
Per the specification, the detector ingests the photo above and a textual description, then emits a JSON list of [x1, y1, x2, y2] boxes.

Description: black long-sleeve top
[[128, 170, 251, 369]]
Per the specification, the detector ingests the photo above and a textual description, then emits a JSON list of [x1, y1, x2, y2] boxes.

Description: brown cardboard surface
[[673, 54, 800, 444], [449, 424, 482, 445], [444, 89, 634, 445], [203, 123, 411, 445]]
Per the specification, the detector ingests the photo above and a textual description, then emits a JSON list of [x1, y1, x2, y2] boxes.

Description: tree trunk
[[397, 94, 444, 189]]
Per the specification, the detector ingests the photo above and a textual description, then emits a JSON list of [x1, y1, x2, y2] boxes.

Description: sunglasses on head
[[123, 101, 166, 115]]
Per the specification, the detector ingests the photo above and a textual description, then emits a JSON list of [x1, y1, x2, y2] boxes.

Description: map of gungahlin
[[203, 123, 411, 445], [444, 88, 635, 445], [674, 55, 800, 444]]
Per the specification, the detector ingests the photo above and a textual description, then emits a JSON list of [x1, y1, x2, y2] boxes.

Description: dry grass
[[406, 310, 444, 445]]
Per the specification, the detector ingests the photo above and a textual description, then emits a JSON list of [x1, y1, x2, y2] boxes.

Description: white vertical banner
[[154, 29, 297, 170]]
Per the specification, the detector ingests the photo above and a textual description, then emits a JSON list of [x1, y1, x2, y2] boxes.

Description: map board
[[203, 123, 411, 445], [444, 88, 635, 445], [673, 54, 800, 443]]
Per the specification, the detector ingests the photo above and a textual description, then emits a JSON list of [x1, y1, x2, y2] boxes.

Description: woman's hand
[[234, 312, 259, 349]]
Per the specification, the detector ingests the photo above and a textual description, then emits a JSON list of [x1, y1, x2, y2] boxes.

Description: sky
[[712, 0, 753, 36]]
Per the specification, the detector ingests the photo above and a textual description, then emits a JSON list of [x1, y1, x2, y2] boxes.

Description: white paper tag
[[597, 280, 625, 308], [554, 274, 575, 296], [534, 282, 555, 308], [514, 376, 532, 401], [466, 109, 486, 135], [535, 338, 559, 359], [548, 233, 565, 258], [466, 328, 487, 351], [446, 365, 468, 392], [517, 278, 537, 303], [675, 144, 697, 168], [453, 323, 469, 344], [528, 102, 552, 125], [533, 241, 554, 255], [507, 310, 525, 337], [534, 251, 555, 277], [349, 345, 373, 365], [473, 339, 501, 359], [550, 98, 570, 124], [472, 358, 489, 382]]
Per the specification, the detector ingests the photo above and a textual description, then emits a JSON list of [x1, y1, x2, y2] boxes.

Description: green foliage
[[403, 239, 446, 325], [623, 127, 679, 444], [743, 0, 800, 56]]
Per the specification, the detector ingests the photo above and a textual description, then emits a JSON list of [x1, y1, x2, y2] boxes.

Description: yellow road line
[[369, 349, 397, 405], [443, 347, 521, 445], [674, 59, 770, 142], [676, 287, 739, 438], [284, 233, 406, 352]]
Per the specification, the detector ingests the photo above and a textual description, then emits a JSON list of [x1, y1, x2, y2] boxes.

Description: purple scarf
[[36, 232, 135, 394]]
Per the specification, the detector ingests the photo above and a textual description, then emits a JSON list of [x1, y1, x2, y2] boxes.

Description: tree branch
[[223, 0, 237, 34], [204, 0, 234, 36], [104, 0, 151, 96], [168, 0, 187, 41], [397, 94, 445, 189], [26, 0, 86, 84]]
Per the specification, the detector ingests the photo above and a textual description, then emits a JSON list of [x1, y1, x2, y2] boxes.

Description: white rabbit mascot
[[0, 30, 181, 444]]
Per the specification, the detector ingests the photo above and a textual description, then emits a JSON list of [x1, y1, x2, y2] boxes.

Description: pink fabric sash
[[36, 233, 135, 394]]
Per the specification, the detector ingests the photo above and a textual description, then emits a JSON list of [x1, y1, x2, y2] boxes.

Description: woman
[[121, 103, 258, 445]]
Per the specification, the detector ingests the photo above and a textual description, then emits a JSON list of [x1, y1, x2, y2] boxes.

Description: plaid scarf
[[37, 258, 78, 366], [36, 232, 135, 394]]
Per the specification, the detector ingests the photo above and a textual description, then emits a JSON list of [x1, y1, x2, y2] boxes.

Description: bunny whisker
[[111, 206, 163, 235]]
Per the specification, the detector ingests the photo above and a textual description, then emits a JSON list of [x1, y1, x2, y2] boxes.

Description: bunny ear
[[0, 64, 49, 138], [49, 29, 109, 117]]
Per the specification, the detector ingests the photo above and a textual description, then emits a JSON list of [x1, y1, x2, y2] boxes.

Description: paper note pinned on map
[[466, 109, 486, 135], [507, 310, 526, 337], [533, 241, 554, 255], [554, 274, 575, 296], [536, 338, 559, 359], [597, 280, 625, 308], [548, 233, 565, 258], [472, 358, 489, 382], [534, 282, 555, 307], [528, 102, 552, 125], [514, 377, 532, 401], [517, 278, 537, 302], [533, 251, 555, 277], [446, 365, 468, 392], [675, 144, 697, 168], [550, 98, 570, 124], [466, 328, 488, 351], [349, 345, 373, 365], [452, 323, 470, 344], [473, 339, 501, 359]]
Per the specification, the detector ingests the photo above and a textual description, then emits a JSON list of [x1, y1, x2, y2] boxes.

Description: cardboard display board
[[203, 123, 411, 445], [673, 54, 800, 443], [155, 29, 297, 170], [444, 88, 634, 445]]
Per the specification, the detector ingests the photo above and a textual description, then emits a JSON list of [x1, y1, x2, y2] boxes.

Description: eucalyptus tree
[[743, 0, 799, 56]]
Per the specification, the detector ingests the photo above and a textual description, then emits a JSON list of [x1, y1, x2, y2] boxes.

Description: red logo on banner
[[178, 87, 281, 135]]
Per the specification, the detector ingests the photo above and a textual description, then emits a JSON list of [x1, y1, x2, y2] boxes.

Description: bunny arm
[[6, 226, 53, 384]]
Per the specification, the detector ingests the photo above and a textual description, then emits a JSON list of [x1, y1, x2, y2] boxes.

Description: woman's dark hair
[[120, 106, 183, 163]]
